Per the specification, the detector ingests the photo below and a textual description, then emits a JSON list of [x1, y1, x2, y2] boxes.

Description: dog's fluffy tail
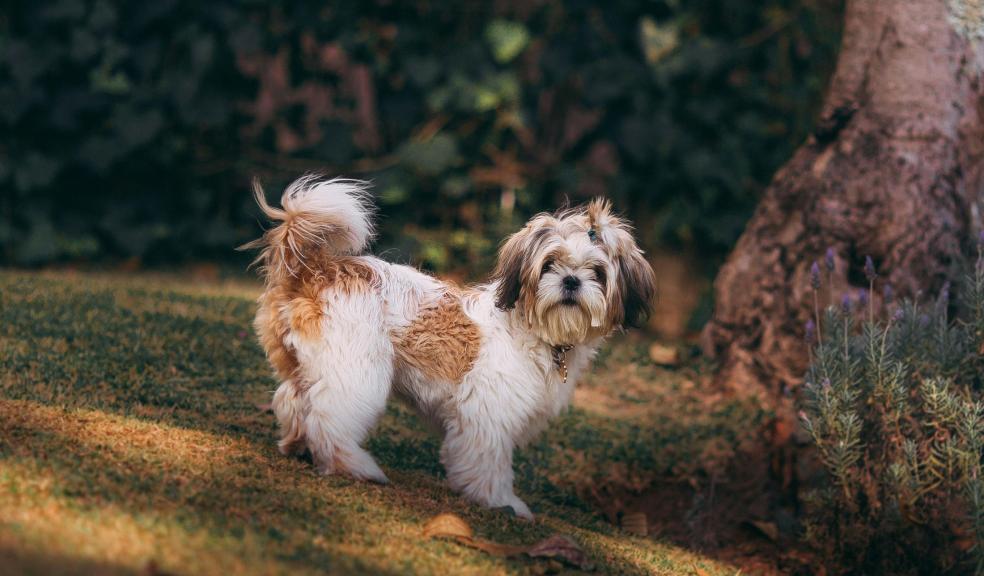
[[241, 174, 375, 280]]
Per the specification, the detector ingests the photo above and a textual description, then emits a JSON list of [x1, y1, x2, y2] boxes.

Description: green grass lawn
[[0, 270, 762, 575]]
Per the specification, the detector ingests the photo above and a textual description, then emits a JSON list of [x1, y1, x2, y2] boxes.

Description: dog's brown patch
[[395, 292, 481, 384], [255, 285, 299, 380], [287, 274, 325, 341], [256, 258, 379, 382], [288, 294, 324, 341], [304, 257, 379, 296], [288, 257, 379, 341]]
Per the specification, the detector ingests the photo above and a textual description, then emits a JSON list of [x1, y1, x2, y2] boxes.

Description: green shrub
[[799, 245, 984, 574], [0, 0, 841, 269]]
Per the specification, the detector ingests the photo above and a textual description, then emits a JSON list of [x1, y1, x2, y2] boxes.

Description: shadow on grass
[[0, 401, 500, 574], [2, 399, 718, 575], [0, 543, 140, 576]]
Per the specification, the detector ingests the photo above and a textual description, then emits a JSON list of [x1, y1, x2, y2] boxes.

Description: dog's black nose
[[562, 275, 581, 291]]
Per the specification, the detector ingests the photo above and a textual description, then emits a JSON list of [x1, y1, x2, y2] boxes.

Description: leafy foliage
[[800, 247, 984, 575], [1, 0, 841, 271]]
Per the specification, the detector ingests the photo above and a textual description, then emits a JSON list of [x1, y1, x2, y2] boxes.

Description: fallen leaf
[[621, 511, 648, 536], [690, 562, 710, 576], [527, 534, 593, 570], [423, 514, 592, 569], [648, 343, 679, 365], [423, 514, 524, 556], [468, 539, 528, 557], [422, 513, 474, 540]]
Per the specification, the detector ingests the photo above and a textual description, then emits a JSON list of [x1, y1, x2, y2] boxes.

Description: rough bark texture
[[702, 0, 984, 406]]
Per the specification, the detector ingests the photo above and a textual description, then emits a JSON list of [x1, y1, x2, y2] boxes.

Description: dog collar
[[551, 344, 575, 383]]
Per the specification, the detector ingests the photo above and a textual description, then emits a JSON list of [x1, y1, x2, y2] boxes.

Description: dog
[[244, 174, 655, 520]]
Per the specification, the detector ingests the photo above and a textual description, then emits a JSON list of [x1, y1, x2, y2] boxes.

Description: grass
[[0, 270, 763, 575]]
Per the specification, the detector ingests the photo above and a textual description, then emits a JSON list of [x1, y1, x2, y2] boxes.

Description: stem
[[880, 316, 894, 368], [844, 312, 849, 372], [814, 289, 824, 353], [869, 278, 875, 325]]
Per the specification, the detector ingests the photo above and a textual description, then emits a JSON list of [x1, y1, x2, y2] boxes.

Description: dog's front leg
[[440, 422, 533, 520]]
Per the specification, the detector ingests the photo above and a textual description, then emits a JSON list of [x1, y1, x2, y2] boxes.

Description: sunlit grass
[[0, 270, 753, 575]]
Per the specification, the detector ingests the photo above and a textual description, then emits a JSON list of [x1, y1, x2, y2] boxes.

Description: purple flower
[[918, 314, 930, 328], [892, 308, 905, 322], [857, 288, 869, 309], [939, 281, 950, 305], [825, 247, 836, 272], [841, 293, 853, 314], [810, 261, 822, 290], [864, 256, 877, 282], [821, 378, 831, 389], [798, 410, 808, 421], [978, 230, 984, 246], [805, 319, 816, 344], [883, 284, 894, 304]]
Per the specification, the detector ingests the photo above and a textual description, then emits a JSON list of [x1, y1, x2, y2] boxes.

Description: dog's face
[[493, 199, 656, 346]]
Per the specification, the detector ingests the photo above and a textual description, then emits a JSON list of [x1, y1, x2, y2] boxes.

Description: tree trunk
[[702, 0, 984, 407]]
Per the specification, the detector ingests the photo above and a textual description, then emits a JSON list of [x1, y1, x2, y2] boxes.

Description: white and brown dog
[[245, 174, 655, 520]]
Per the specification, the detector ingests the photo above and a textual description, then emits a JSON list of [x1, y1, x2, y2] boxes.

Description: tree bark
[[702, 0, 984, 406]]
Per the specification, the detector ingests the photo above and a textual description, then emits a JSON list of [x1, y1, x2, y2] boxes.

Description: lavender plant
[[799, 242, 984, 575]]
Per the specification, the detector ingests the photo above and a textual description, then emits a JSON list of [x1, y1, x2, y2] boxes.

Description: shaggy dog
[[245, 174, 656, 520]]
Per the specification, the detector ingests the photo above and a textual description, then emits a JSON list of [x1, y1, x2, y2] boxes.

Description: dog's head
[[492, 199, 656, 346]]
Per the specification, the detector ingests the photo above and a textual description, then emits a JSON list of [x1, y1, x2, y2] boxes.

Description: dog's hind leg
[[272, 379, 307, 455], [297, 291, 393, 484]]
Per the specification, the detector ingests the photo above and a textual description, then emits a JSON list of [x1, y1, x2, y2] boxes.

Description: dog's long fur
[[245, 174, 656, 519]]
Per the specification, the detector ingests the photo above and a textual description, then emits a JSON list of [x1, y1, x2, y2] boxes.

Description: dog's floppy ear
[[618, 248, 657, 328], [493, 226, 530, 310], [586, 197, 656, 327]]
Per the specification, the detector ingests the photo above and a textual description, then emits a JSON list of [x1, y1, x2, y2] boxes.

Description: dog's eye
[[588, 228, 598, 242], [540, 259, 554, 275], [593, 265, 607, 285]]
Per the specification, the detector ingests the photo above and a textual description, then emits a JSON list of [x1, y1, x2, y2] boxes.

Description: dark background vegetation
[[1, 0, 841, 279]]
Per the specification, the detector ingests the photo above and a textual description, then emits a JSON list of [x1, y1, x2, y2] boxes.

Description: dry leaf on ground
[[527, 534, 594, 570], [423, 513, 524, 556], [648, 343, 680, 365], [423, 513, 593, 569], [422, 513, 474, 539]]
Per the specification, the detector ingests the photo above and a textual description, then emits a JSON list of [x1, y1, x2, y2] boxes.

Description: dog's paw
[[501, 497, 534, 522], [355, 468, 390, 485], [337, 448, 390, 485]]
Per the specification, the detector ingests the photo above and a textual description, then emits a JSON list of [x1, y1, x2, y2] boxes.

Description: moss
[[0, 270, 751, 575]]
